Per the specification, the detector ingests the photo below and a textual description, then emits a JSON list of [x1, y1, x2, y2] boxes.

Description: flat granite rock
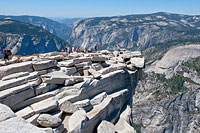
[[33, 60, 57, 71], [30, 98, 58, 114], [0, 103, 16, 122], [0, 61, 33, 80], [0, 117, 46, 133]]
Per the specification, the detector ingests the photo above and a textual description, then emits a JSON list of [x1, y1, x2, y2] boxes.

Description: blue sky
[[0, 0, 200, 17]]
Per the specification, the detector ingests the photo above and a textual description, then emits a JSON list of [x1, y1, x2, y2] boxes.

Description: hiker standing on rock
[[72, 46, 75, 53], [3, 47, 8, 61], [95, 45, 97, 52], [67, 46, 70, 53], [3, 47, 12, 61], [65, 46, 68, 53], [75, 48, 79, 53]]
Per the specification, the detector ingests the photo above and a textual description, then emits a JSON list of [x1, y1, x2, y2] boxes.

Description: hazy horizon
[[0, 0, 200, 18]]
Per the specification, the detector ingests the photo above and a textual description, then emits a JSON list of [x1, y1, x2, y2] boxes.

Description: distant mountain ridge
[[68, 12, 200, 50], [0, 19, 67, 57], [50, 17, 83, 27], [0, 15, 71, 41]]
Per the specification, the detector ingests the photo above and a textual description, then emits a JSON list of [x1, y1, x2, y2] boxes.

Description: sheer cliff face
[[131, 44, 200, 133], [0, 19, 67, 57], [69, 12, 200, 50]]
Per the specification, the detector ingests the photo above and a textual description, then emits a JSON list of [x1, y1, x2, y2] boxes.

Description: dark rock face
[[69, 12, 200, 50]]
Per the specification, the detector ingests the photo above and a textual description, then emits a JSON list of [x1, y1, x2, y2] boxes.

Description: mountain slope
[[68, 12, 200, 50], [0, 19, 67, 57], [0, 15, 71, 40], [51, 17, 83, 27]]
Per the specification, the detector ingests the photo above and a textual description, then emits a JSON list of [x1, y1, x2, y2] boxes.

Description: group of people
[[62, 45, 98, 53], [1, 45, 98, 61], [2, 47, 12, 61]]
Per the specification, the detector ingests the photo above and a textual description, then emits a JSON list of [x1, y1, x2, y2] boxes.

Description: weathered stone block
[[59, 100, 79, 113], [91, 56, 106, 62], [60, 67, 77, 75], [97, 120, 115, 133], [2, 72, 29, 81], [90, 92, 107, 106], [68, 110, 88, 133], [37, 114, 62, 128], [0, 117, 45, 133], [0, 72, 38, 91], [16, 106, 35, 119], [91, 63, 103, 71], [30, 98, 58, 114], [33, 60, 57, 71], [0, 61, 33, 80], [130, 57, 145, 68], [88, 68, 101, 79]]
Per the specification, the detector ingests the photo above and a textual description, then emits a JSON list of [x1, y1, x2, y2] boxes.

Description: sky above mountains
[[0, 0, 200, 18]]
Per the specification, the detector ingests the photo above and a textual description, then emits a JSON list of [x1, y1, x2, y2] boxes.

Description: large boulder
[[73, 99, 93, 112], [115, 117, 136, 133], [60, 67, 77, 75], [130, 57, 145, 68], [0, 103, 16, 122], [59, 100, 79, 113], [68, 110, 88, 133], [97, 120, 115, 133], [85, 89, 130, 133], [37, 114, 61, 128], [85, 97, 113, 133], [42, 71, 68, 85], [88, 68, 101, 79]]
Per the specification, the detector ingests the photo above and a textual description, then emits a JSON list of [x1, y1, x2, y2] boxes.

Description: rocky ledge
[[0, 49, 144, 133]]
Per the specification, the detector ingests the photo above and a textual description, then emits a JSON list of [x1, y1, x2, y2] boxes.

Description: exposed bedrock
[[0, 49, 144, 132]]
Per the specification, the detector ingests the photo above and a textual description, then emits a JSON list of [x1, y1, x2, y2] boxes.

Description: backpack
[[7, 50, 12, 56]]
